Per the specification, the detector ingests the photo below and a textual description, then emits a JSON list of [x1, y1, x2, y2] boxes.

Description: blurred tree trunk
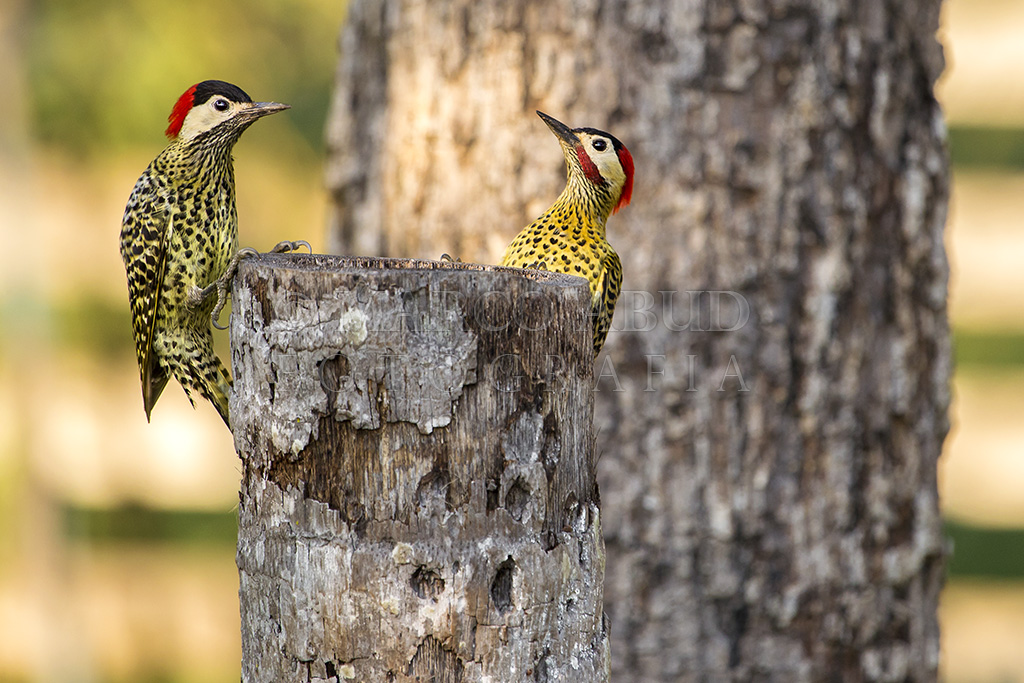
[[325, 1, 950, 680]]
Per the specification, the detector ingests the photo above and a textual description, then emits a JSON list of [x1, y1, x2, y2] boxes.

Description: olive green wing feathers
[[119, 168, 173, 420]]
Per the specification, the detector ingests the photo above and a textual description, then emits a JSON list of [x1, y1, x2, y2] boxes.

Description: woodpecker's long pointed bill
[[536, 111, 580, 147], [242, 101, 290, 118]]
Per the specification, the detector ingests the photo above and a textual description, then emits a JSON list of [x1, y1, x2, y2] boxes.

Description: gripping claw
[[270, 240, 312, 254], [208, 247, 259, 329]]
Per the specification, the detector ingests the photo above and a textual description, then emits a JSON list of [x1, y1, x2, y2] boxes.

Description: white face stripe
[[177, 97, 248, 142], [576, 131, 626, 190]]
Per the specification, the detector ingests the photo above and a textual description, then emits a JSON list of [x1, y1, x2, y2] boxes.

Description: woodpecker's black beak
[[537, 111, 579, 147]]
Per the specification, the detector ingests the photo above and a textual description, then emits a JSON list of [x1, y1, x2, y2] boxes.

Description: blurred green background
[[1, 0, 1022, 681]]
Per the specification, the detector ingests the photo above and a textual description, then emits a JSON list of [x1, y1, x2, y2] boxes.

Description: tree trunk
[[231, 254, 608, 682], [325, 0, 950, 681]]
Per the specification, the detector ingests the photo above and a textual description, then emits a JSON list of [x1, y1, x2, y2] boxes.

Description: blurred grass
[[946, 520, 1024, 579], [62, 504, 237, 545], [949, 125, 1024, 169], [954, 329, 1024, 368]]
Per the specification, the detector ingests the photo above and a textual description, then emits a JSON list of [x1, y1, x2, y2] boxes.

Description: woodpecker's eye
[[213, 98, 230, 112], [592, 139, 608, 151]]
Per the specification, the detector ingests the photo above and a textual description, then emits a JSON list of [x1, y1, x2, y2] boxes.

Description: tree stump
[[230, 253, 607, 682]]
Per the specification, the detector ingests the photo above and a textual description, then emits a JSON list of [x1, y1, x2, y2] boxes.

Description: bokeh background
[[0, 0, 1021, 680]]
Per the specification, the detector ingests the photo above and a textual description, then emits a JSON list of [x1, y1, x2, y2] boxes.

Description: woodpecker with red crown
[[501, 111, 634, 355], [119, 80, 291, 426]]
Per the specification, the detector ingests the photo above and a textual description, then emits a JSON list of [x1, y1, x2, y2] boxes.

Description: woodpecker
[[119, 80, 289, 426], [501, 111, 633, 355]]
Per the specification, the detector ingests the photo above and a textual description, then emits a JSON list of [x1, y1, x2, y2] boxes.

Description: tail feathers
[[199, 361, 232, 427], [181, 349, 231, 427], [151, 332, 232, 427]]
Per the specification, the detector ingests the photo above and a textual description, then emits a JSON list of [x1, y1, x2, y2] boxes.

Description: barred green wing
[[592, 248, 622, 354], [119, 167, 173, 419]]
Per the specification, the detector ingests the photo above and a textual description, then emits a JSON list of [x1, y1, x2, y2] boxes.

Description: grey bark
[[325, 0, 950, 681], [231, 254, 608, 682]]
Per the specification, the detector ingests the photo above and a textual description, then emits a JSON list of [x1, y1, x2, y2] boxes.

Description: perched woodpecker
[[119, 80, 289, 426], [501, 111, 634, 355]]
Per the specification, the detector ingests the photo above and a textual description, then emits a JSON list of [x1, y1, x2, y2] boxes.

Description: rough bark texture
[[325, 0, 951, 681], [230, 254, 608, 682]]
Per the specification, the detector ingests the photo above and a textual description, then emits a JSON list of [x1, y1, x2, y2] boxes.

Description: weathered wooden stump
[[230, 254, 607, 682]]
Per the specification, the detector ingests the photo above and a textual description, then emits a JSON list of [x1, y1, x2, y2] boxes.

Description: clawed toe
[[440, 253, 462, 263], [270, 240, 311, 254], [209, 247, 257, 329], [210, 275, 235, 330]]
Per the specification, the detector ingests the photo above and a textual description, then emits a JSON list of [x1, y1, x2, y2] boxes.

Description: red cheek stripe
[[575, 145, 605, 186]]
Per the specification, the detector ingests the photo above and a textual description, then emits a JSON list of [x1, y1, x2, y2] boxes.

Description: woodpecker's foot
[[440, 253, 462, 263], [196, 243, 310, 330], [206, 247, 259, 330], [207, 243, 308, 329], [269, 240, 312, 254]]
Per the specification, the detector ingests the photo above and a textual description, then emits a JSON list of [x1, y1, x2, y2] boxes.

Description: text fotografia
[[257, 288, 754, 397], [299, 351, 750, 397]]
